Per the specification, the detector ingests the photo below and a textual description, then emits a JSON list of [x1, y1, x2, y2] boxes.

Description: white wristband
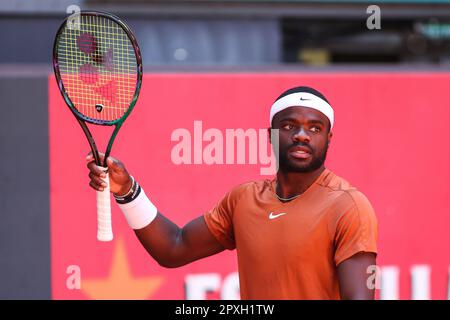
[[117, 188, 157, 230]]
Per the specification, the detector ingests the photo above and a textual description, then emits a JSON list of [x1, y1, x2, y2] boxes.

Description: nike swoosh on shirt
[[269, 212, 288, 220]]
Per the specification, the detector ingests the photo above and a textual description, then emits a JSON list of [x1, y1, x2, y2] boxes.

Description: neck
[[276, 166, 325, 199]]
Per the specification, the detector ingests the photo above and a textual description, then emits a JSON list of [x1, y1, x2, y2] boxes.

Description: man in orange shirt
[[87, 86, 378, 299]]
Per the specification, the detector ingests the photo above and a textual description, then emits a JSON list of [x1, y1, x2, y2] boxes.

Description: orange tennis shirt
[[203, 169, 378, 299]]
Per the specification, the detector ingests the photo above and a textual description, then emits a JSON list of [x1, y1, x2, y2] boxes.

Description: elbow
[[157, 260, 179, 268], [155, 230, 191, 268], [155, 256, 188, 268], [145, 229, 190, 268]]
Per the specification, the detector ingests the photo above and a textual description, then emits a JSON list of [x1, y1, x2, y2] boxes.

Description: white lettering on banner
[[185, 273, 221, 300], [184, 265, 449, 300], [448, 267, 450, 300], [185, 272, 240, 300], [171, 121, 278, 176], [380, 266, 399, 300], [221, 272, 240, 300], [411, 265, 431, 300]]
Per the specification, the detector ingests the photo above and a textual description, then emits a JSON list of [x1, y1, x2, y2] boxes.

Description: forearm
[[116, 184, 188, 267], [118, 189, 224, 268], [134, 213, 189, 268]]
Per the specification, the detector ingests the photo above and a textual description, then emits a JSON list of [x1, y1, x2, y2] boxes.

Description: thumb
[[106, 156, 123, 173], [106, 157, 116, 169]]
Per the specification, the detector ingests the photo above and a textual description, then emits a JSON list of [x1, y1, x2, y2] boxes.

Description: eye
[[282, 124, 293, 130], [310, 126, 321, 133]]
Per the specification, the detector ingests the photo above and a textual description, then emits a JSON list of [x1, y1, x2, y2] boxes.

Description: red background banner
[[49, 73, 450, 299]]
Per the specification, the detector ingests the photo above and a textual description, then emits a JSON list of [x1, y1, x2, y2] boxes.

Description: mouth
[[288, 145, 312, 160]]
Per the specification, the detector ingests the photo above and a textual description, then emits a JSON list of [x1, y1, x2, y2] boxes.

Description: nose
[[293, 127, 310, 143]]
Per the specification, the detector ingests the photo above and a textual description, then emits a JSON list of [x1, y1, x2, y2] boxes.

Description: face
[[270, 106, 332, 173]]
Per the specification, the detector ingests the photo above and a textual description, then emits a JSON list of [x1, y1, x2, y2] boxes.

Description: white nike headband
[[270, 92, 334, 129]]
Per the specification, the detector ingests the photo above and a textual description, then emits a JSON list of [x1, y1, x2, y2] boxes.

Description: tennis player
[[86, 86, 378, 300]]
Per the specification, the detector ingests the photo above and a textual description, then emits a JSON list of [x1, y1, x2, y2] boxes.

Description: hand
[[86, 152, 132, 196]]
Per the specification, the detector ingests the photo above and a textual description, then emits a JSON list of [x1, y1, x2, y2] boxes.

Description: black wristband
[[114, 179, 141, 204]]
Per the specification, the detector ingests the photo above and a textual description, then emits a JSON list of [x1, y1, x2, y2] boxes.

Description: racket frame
[[52, 10, 143, 167]]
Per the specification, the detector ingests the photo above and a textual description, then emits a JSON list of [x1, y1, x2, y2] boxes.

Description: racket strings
[[57, 14, 138, 122]]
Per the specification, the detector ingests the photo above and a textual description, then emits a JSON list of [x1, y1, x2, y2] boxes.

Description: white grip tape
[[117, 188, 157, 230], [96, 165, 113, 241]]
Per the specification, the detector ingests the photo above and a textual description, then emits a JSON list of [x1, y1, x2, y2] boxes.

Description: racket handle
[[96, 166, 113, 241]]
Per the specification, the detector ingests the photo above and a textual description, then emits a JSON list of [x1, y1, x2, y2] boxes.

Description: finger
[[85, 151, 106, 164], [86, 150, 94, 162], [87, 161, 107, 178], [85, 151, 103, 160], [89, 171, 108, 187], [89, 180, 104, 192]]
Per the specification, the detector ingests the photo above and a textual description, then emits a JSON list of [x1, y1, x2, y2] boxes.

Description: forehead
[[272, 106, 329, 124]]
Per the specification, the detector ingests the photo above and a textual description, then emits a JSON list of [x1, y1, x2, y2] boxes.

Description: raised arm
[[86, 154, 225, 268]]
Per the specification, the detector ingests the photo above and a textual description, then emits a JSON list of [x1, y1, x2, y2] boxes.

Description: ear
[[328, 131, 333, 144]]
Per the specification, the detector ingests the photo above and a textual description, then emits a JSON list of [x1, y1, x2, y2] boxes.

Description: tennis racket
[[53, 11, 143, 241]]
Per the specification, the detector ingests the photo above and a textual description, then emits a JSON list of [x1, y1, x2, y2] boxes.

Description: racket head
[[53, 11, 143, 126]]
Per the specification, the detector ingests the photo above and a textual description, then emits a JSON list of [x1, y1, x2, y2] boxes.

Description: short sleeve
[[333, 191, 378, 266], [203, 186, 244, 250]]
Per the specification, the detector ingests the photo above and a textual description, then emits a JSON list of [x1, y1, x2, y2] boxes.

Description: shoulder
[[211, 179, 272, 215], [226, 179, 273, 202], [321, 171, 377, 221], [345, 189, 375, 214]]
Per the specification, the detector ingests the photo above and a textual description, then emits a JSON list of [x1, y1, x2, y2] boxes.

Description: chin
[[282, 162, 315, 173], [280, 156, 325, 173], [290, 166, 317, 173]]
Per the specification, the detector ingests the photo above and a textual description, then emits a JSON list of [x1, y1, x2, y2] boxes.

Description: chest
[[232, 200, 333, 262]]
